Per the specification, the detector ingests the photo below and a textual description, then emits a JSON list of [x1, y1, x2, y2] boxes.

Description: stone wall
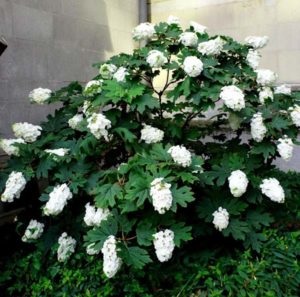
[[149, 0, 300, 86], [0, 0, 139, 137]]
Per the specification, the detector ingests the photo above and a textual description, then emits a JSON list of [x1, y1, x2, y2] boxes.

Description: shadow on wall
[[0, 0, 112, 138]]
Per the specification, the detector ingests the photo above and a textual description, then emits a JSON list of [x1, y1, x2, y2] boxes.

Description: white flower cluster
[[68, 114, 83, 130], [274, 84, 291, 95], [289, 104, 300, 127], [182, 56, 203, 77], [251, 112, 267, 142], [167, 145, 192, 167], [245, 36, 269, 49], [260, 178, 285, 203], [212, 207, 229, 231], [22, 219, 44, 242], [113, 67, 129, 83], [220, 85, 245, 111], [12, 122, 42, 143], [228, 170, 249, 197], [132, 22, 155, 41], [277, 136, 293, 161], [190, 21, 207, 34], [44, 184, 73, 216], [84, 203, 110, 227], [255, 69, 277, 86], [57, 232, 76, 262], [179, 32, 198, 47], [150, 178, 173, 214], [197, 37, 224, 56], [99, 63, 117, 79], [0, 138, 25, 156], [167, 15, 180, 25], [153, 229, 175, 262], [45, 148, 69, 159], [29, 87, 51, 104], [101, 235, 122, 278], [259, 87, 273, 104], [246, 49, 260, 69], [1, 171, 26, 203], [87, 113, 111, 141], [146, 50, 168, 68], [140, 124, 164, 144], [86, 243, 100, 255], [84, 80, 102, 96]]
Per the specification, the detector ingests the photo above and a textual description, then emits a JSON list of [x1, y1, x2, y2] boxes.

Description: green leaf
[[95, 183, 122, 208], [251, 141, 276, 160], [36, 158, 56, 178], [171, 185, 195, 211], [136, 221, 155, 246], [125, 177, 149, 207], [120, 246, 152, 269], [246, 210, 274, 229], [131, 94, 159, 113], [244, 232, 266, 252], [223, 219, 250, 240], [172, 222, 192, 247], [114, 127, 137, 143]]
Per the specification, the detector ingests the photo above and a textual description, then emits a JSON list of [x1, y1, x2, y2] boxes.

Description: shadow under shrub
[[1, 230, 299, 297]]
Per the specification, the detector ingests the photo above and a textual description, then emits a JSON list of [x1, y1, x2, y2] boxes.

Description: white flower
[[220, 85, 245, 111], [167, 15, 180, 25], [228, 170, 249, 197], [68, 114, 84, 130], [12, 122, 42, 143], [0, 138, 25, 156], [274, 84, 291, 95], [167, 145, 192, 167], [84, 203, 110, 227], [182, 56, 203, 77], [179, 32, 198, 47], [246, 49, 260, 69], [147, 50, 168, 68], [99, 63, 117, 79], [150, 178, 173, 214], [250, 112, 267, 142], [132, 22, 155, 41], [44, 184, 73, 216], [255, 69, 277, 86], [82, 100, 93, 115], [22, 220, 44, 242], [86, 243, 100, 255], [45, 148, 69, 158], [212, 207, 229, 231], [260, 178, 285, 203], [87, 112, 111, 141], [277, 136, 293, 161], [101, 235, 122, 278], [197, 37, 224, 56], [153, 229, 175, 262], [1, 171, 26, 203], [140, 124, 164, 144], [29, 88, 51, 104], [113, 67, 129, 83], [84, 80, 102, 96], [190, 21, 207, 34], [245, 36, 269, 49], [57, 232, 76, 262], [289, 104, 300, 127], [259, 87, 273, 104]]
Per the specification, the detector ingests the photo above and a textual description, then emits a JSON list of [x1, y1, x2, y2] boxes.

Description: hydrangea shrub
[[1, 17, 300, 278]]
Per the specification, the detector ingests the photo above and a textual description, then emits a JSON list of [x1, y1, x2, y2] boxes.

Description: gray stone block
[[0, 0, 13, 37], [12, 4, 53, 42]]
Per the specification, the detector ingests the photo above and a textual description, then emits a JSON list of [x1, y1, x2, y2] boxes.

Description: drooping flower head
[[150, 178, 173, 214], [153, 229, 175, 262]]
